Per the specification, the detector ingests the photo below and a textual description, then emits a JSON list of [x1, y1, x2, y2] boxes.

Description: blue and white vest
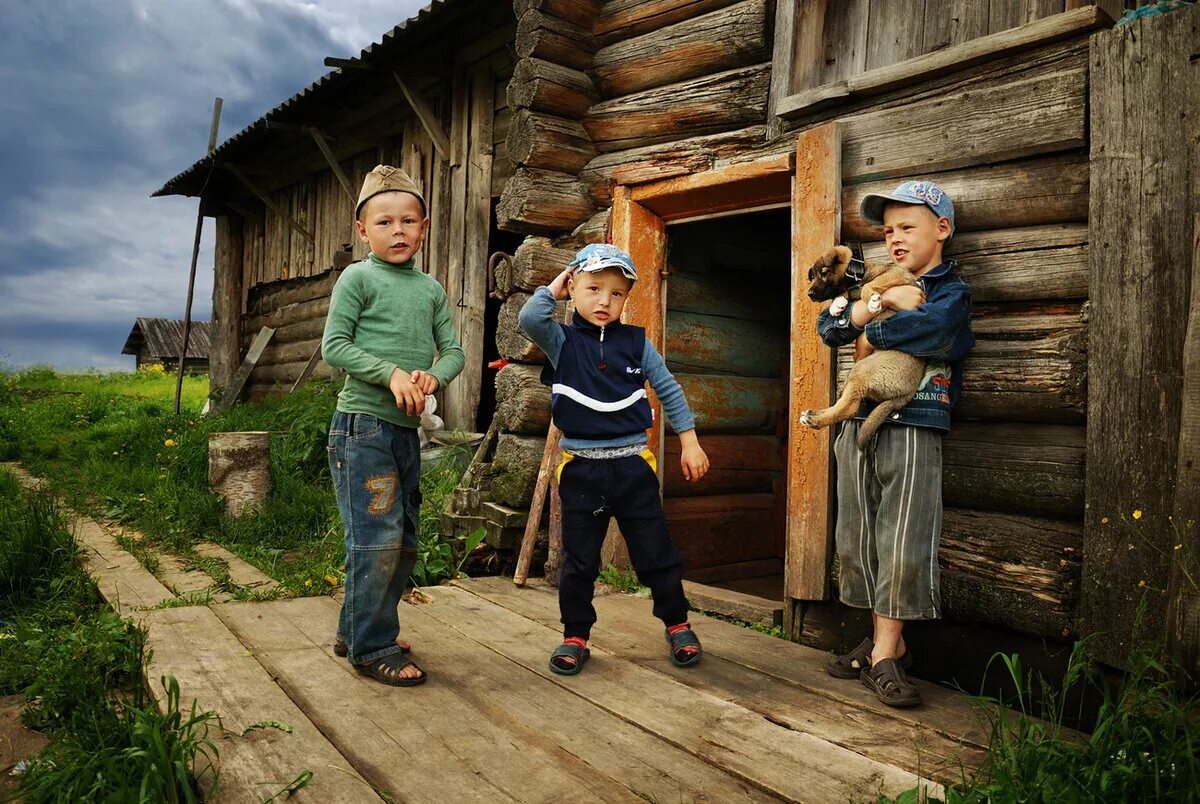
[[540, 313, 654, 440]]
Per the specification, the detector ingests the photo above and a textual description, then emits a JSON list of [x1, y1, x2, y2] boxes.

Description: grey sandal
[[355, 652, 427, 687], [549, 639, 590, 675], [861, 658, 921, 707]]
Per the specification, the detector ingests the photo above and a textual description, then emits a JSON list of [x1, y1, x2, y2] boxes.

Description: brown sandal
[[861, 658, 921, 707], [826, 638, 913, 679], [355, 652, 427, 687]]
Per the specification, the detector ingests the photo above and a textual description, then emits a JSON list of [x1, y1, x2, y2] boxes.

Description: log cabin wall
[[205, 0, 518, 429], [489, 1, 1143, 647]]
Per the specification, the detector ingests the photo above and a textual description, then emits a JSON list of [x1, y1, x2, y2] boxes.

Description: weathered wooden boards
[[1081, 6, 1200, 670]]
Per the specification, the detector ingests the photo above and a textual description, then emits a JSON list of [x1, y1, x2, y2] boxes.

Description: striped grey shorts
[[833, 420, 943, 620]]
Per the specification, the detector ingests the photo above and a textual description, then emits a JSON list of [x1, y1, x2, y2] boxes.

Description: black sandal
[[355, 652, 427, 687], [860, 658, 921, 707], [826, 638, 913, 679], [549, 638, 590, 675], [666, 624, 703, 667], [335, 639, 410, 658]]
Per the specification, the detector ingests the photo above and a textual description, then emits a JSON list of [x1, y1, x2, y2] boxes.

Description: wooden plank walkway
[[4, 462, 994, 802]]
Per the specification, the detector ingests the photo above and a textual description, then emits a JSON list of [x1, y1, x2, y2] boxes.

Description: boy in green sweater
[[322, 165, 465, 686]]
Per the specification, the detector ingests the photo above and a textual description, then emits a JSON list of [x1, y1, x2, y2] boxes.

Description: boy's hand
[[389, 368, 426, 415], [854, 331, 875, 361], [547, 268, 573, 301], [409, 370, 439, 395], [882, 285, 925, 311], [677, 430, 709, 481]]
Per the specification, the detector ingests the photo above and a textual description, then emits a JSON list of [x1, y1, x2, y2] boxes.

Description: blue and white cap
[[569, 243, 638, 282], [861, 180, 955, 235]]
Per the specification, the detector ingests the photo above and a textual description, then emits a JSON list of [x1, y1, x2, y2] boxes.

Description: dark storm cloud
[[0, 0, 428, 369]]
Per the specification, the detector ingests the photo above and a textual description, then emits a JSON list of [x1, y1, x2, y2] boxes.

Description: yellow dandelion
[[304, 579, 313, 587], [158, 474, 166, 480], [1133, 509, 1143, 520], [112, 451, 119, 455], [166, 427, 173, 434], [1101, 516, 1110, 524], [325, 575, 339, 586], [164, 439, 176, 447], [1175, 544, 1183, 551], [1138, 580, 1146, 588]]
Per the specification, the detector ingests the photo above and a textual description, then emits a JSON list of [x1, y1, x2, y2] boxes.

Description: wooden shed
[[156, 0, 1199, 675], [121, 317, 211, 373]]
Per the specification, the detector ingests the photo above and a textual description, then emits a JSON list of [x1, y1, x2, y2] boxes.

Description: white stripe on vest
[[551, 383, 647, 412]]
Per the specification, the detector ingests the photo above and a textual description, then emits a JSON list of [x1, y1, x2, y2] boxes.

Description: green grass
[[0, 365, 476, 595]]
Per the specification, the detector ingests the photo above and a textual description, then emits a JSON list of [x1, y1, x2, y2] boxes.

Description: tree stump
[[209, 432, 272, 517]]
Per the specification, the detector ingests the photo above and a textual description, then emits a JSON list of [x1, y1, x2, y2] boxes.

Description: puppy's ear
[[807, 265, 815, 281]]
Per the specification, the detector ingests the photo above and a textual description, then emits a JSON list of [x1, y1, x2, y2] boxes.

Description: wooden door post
[[785, 123, 840, 611]]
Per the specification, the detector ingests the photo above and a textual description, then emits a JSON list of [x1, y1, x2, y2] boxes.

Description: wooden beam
[[307, 128, 356, 203], [786, 123, 839, 602], [775, 4, 1114, 119], [219, 326, 275, 411], [221, 163, 316, 244], [393, 72, 451, 161]]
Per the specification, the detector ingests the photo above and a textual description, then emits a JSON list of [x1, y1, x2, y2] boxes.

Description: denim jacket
[[816, 260, 974, 431]]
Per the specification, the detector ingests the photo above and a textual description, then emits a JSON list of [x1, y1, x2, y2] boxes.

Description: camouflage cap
[[356, 164, 426, 218]]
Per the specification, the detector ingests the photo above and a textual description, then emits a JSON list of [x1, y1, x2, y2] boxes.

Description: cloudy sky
[[0, 0, 429, 371]]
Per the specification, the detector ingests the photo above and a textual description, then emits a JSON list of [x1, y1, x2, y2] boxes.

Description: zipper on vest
[[597, 325, 607, 370]]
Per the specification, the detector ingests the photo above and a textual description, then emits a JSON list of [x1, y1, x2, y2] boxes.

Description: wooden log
[[497, 167, 597, 235], [663, 493, 777, 570], [861, 224, 1089, 303], [939, 507, 1083, 638], [516, 10, 598, 71], [249, 359, 334, 385], [572, 209, 610, 243], [514, 0, 601, 29], [581, 126, 768, 203], [495, 363, 553, 435], [246, 271, 333, 316], [675, 373, 786, 433], [244, 296, 329, 334], [589, 0, 767, 97], [595, 0, 744, 43], [507, 110, 598, 174], [663, 434, 783, 497], [668, 268, 788, 321], [943, 422, 1084, 520], [511, 236, 579, 291], [221, 326, 275, 411], [247, 315, 325, 346], [208, 432, 271, 518], [1081, 7, 1200, 670], [508, 58, 598, 117], [840, 53, 1087, 183], [842, 152, 1089, 240], [664, 311, 787, 378], [497, 292, 569, 362], [583, 62, 770, 153], [491, 433, 548, 508], [259, 336, 323, 367], [211, 215, 244, 397]]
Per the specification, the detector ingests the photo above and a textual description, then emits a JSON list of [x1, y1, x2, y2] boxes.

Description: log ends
[[498, 168, 596, 235]]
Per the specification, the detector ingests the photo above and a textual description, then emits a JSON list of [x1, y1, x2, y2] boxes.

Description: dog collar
[[845, 243, 867, 284]]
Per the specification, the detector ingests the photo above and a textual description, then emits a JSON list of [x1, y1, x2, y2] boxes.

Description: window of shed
[[771, 1, 1124, 121]]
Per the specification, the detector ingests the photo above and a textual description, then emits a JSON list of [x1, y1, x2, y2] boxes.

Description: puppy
[[800, 245, 926, 449]]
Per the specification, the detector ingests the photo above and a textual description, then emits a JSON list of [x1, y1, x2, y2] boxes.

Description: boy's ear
[[354, 219, 369, 243], [936, 216, 952, 242]]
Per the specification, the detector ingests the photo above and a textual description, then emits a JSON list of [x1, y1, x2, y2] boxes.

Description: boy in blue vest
[[816, 180, 974, 707], [518, 243, 710, 674]]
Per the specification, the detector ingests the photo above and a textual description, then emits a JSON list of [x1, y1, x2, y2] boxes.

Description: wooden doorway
[[610, 128, 839, 633]]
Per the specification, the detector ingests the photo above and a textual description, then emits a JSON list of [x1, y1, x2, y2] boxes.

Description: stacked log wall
[[486, 3, 1110, 639]]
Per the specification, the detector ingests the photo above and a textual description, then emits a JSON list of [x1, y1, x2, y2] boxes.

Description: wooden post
[[210, 214, 243, 397], [175, 97, 222, 414], [1081, 6, 1200, 669], [208, 431, 271, 517]]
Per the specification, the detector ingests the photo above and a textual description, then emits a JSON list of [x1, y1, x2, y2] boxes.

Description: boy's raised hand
[[409, 370, 439, 395], [882, 285, 925, 311], [678, 429, 709, 482], [548, 268, 573, 301], [389, 367, 426, 415]]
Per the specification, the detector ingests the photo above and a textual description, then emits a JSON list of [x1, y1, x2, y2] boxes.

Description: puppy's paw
[[799, 410, 818, 428], [867, 293, 883, 314], [829, 296, 849, 316]]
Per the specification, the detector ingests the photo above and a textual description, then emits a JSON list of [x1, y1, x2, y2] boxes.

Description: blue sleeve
[[642, 340, 696, 433], [817, 306, 863, 348], [865, 278, 973, 360], [517, 286, 566, 367]]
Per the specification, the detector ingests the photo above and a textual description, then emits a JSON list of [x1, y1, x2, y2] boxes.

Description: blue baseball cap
[[861, 180, 955, 235], [569, 243, 638, 282]]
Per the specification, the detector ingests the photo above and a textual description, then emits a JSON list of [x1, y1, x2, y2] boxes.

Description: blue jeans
[[327, 412, 421, 664]]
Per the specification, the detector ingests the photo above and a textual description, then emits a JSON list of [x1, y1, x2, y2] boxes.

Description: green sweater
[[322, 253, 465, 428]]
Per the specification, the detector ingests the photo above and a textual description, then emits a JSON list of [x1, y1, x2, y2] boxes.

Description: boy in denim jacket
[[519, 244, 710, 674], [818, 180, 974, 707], [322, 165, 465, 686]]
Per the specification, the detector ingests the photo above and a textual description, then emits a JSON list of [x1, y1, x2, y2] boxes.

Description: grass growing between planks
[[0, 365, 480, 596], [0, 468, 220, 802]]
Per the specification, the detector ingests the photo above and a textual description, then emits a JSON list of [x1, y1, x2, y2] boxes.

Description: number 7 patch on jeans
[[365, 474, 398, 515]]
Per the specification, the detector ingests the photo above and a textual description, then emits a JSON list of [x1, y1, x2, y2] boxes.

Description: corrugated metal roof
[[121, 318, 212, 360], [153, 0, 462, 199]]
